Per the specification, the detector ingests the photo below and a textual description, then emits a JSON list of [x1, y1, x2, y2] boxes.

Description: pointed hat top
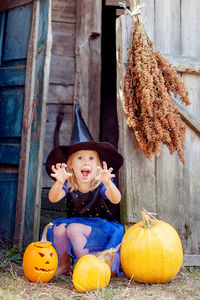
[[70, 104, 93, 144], [46, 104, 123, 178]]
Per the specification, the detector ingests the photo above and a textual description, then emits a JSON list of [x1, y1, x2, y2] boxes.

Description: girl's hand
[[96, 161, 115, 185], [50, 163, 72, 183]]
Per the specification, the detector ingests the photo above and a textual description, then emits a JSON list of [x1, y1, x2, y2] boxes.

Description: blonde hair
[[66, 151, 102, 192]]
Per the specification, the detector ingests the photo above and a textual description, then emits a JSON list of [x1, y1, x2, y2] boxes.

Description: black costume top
[[63, 181, 120, 222]]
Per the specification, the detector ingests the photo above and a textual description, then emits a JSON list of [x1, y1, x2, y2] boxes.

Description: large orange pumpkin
[[23, 223, 58, 283], [120, 210, 183, 283]]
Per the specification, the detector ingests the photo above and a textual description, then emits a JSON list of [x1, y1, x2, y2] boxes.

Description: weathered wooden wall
[[116, 0, 200, 258], [40, 0, 75, 229], [41, 0, 102, 231]]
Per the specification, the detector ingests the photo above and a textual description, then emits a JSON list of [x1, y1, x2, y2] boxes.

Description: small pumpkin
[[120, 210, 183, 283], [23, 223, 58, 283], [72, 251, 112, 293]]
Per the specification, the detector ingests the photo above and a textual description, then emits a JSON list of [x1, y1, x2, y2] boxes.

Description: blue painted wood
[[0, 66, 26, 87], [0, 0, 50, 245], [0, 13, 5, 64], [23, 0, 50, 245], [0, 173, 18, 240], [0, 89, 24, 137], [0, 144, 20, 164], [3, 3, 32, 61], [0, 4, 32, 242]]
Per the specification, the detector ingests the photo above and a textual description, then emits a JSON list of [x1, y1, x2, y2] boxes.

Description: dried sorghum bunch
[[124, 22, 190, 163]]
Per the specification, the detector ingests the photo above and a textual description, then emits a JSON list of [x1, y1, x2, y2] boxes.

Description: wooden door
[[116, 0, 200, 262], [0, 0, 52, 247], [0, 3, 32, 241]]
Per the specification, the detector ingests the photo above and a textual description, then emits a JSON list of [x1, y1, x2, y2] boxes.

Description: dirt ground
[[0, 243, 200, 300], [1, 265, 200, 300]]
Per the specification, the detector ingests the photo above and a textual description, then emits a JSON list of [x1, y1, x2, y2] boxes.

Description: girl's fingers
[[56, 163, 61, 169], [61, 163, 67, 169], [108, 167, 113, 173], [51, 165, 56, 172], [50, 173, 56, 178], [102, 161, 107, 170]]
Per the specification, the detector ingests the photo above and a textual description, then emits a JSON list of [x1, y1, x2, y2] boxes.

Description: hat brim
[[46, 141, 123, 180]]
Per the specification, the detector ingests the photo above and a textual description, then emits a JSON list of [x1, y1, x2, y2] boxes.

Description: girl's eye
[[77, 156, 82, 160], [90, 156, 95, 160]]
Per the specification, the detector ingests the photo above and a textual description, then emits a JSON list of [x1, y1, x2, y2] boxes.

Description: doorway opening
[[101, 2, 121, 222], [100, 3, 119, 149]]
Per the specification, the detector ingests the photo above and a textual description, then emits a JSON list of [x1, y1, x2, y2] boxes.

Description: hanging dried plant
[[123, 20, 191, 163]]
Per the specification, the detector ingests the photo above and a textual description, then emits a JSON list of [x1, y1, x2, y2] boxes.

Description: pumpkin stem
[[97, 249, 114, 267], [40, 223, 53, 243], [141, 209, 157, 228]]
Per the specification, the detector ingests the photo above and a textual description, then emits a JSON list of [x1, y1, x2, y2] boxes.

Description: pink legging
[[53, 223, 92, 259]]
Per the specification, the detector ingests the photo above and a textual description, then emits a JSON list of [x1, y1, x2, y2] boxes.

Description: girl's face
[[68, 150, 100, 185]]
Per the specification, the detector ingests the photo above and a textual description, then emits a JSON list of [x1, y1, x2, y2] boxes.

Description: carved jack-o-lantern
[[23, 223, 58, 283]]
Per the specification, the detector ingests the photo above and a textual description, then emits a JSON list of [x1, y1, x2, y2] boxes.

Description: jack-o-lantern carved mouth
[[34, 267, 55, 273]]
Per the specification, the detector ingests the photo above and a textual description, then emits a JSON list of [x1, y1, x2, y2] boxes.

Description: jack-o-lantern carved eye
[[39, 252, 45, 257], [50, 252, 53, 257]]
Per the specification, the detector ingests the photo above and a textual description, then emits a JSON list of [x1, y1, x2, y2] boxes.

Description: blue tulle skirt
[[46, 217, 124, 276]]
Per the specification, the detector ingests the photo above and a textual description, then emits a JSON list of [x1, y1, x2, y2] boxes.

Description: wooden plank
[[0, 144, 20, 164], [116, 15, 156, 224], [0, 89, 24, 137], [0, 13, 5, 64], [0, 0, 33, 13], [165, 55, 200, 75], [155, 145, 185, 240], [14, 0, 39, 247], [48, 84, 73, 104], [181, 73, 200, 121], [0, 66, 26, 87], [3, 4, 32, 61], [183, 255, 200, 267], [181, 127, 200, 253], [49, 55, 74, 85], [155, 0, 181, 54], [51, 22, 75, 57], [41, 188, 66, 211], [106, 0, 128, 6], [173, 98, 200, 136], [33, 0, 52, 241], [116, 9, 125, 16], [0, 166, 18, 173], [43, 104, 73, 189], [42, 165, 54, 188], [52, 0, 76, 23], [0, 173, 18, 240], [181, 0, 200, 56], [43, 104, 73, 163], [74, 0, 102, 141], [87, 0, 102, 140], [140, 0, 154, 41]]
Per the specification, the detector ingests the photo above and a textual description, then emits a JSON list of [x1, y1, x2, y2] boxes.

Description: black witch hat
[[46, 104, 123, 179]]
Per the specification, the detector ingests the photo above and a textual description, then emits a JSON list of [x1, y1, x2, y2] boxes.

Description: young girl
[[45, 104, 124, 276]]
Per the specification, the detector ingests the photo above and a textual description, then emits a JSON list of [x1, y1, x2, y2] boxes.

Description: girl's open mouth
[[81, 170, 91, 177]]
